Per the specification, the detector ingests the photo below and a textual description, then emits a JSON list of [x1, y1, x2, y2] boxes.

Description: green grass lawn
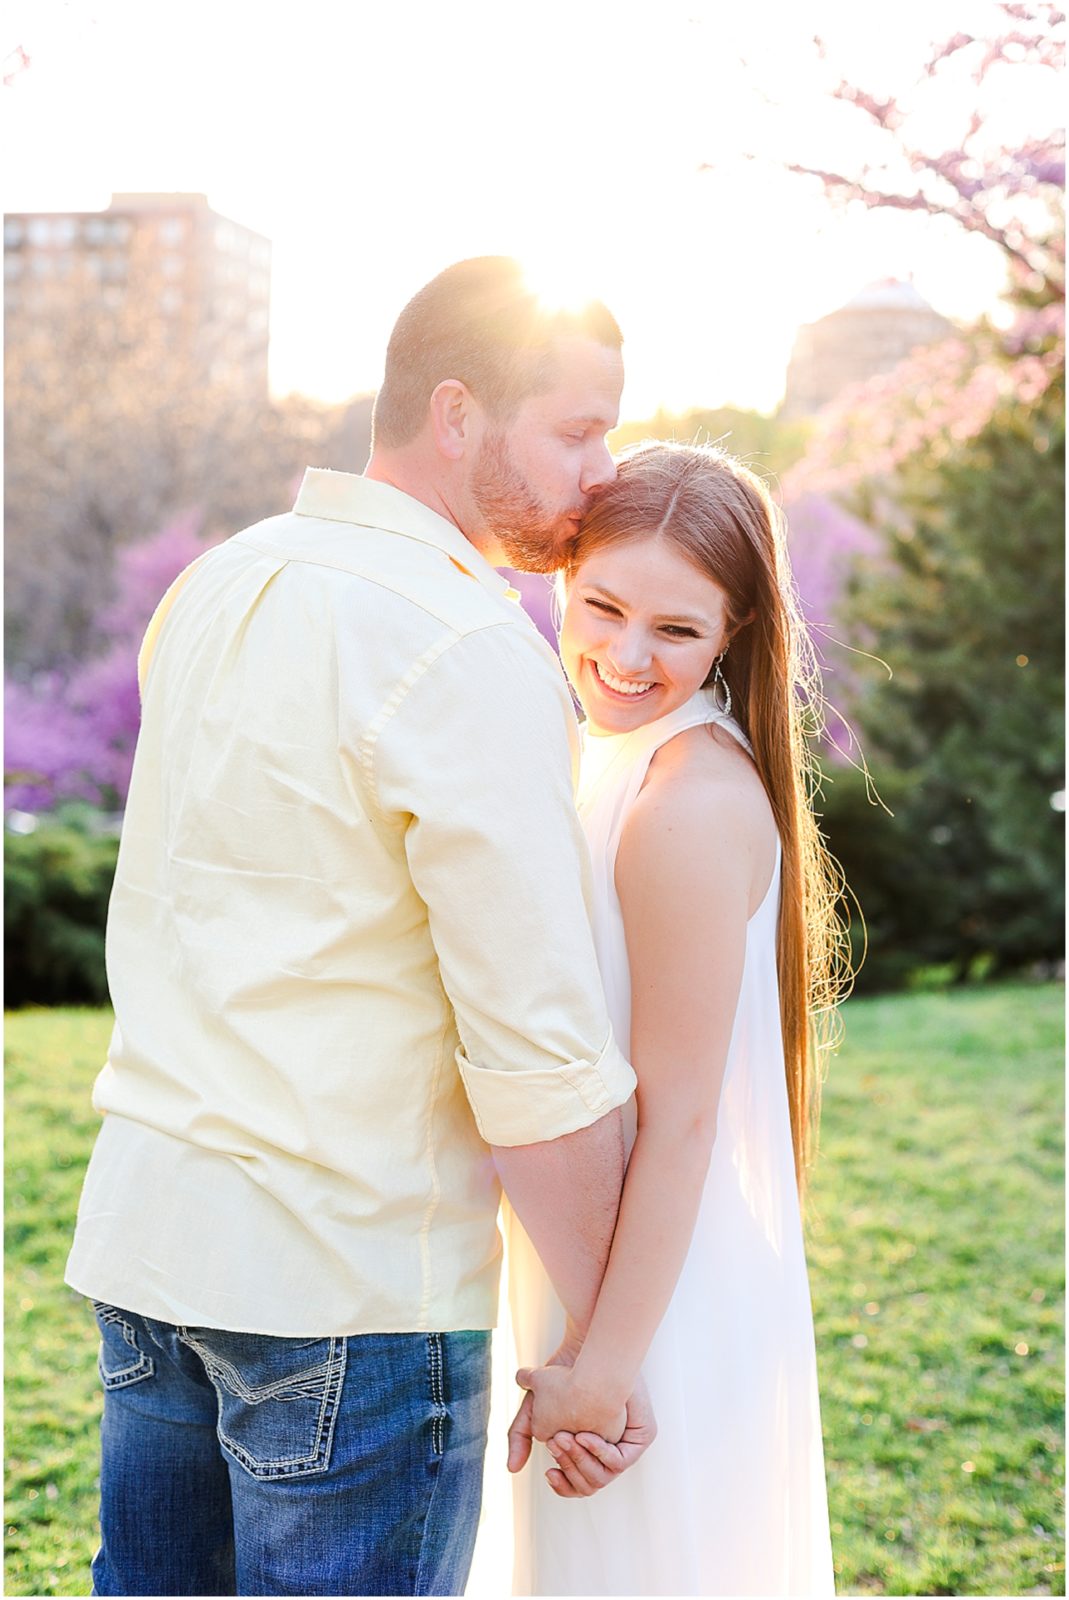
[[807, 984, 1064, 1597], [5, 985, 1065, 1597]]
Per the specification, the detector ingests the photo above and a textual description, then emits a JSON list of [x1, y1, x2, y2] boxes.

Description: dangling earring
[[711, 651, 732, 717]]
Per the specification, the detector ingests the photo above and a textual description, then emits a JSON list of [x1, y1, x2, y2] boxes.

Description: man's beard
[[470, 432, 580, 574]]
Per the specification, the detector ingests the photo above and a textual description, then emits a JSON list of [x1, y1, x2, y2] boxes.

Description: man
[[66, 257, 652, 1597]]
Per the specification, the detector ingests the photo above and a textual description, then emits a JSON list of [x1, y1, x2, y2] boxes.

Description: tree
[[771, 3, 1064, 509], [5, 513, 212, 812], [610, 404, 810, 476], [754, 4, 1066, 985], [834, 388, 1064, 981], [783, 3, 1065, 308], [4, 255, 345, 673]]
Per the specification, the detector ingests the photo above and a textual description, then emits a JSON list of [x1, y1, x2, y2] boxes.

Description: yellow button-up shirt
[[65, 471, 635, 1336]]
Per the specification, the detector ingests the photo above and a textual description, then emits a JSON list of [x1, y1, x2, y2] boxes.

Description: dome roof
[[842, 278, 940, 312]]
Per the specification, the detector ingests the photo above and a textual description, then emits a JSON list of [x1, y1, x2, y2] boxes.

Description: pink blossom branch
[[781, 162, 1058, 284], [831, 81, 905, 132], [3, 44, 30, 87], [974, 28, 1065, 80], [924, 32, 977, 74], [998, 2, 1064, 28]]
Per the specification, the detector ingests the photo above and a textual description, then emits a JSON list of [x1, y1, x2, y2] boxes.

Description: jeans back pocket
[[178, 1327, 347, 1481], [92, 1302, 156, 1390]]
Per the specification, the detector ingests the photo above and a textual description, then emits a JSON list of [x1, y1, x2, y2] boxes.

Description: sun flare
[[519, 256, 609, 318]]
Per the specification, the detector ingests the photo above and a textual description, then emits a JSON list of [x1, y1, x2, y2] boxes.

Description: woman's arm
[[518, 754, 759, 1439]]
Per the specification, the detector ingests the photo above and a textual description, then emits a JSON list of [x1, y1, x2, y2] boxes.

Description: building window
[[160, 287, 183, 314], [159, 217, 186, 245], [28, 218, 55, 246], [161, 254, 183, 277], [4, 219, 24, 247], [4, 254, 23, 279]]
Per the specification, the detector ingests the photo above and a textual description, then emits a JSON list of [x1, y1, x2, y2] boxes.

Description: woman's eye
[[585, 598, 620, 616], [661, 626, 700, 639]]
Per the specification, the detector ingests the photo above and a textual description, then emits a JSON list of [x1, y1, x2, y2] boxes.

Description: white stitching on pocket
[[177, 1330, 347, 1480], [93, 1302, 156, 1390]]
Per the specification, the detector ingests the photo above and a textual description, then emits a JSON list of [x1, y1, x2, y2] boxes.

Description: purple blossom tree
[[771, 3, 1064, 725], [785, 3, 1065, 307], [5, 511, 212, 812]]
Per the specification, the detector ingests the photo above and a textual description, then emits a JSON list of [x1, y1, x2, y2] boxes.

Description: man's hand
[[505, 1334, 582, 1475]]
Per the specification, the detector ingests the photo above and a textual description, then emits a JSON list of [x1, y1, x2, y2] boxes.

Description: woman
[[504, 441, 848, 1597]]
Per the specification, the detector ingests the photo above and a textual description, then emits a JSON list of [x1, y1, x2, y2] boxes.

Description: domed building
[[780, 279, 954, 418]]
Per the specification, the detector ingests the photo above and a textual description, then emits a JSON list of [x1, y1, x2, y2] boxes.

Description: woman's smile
[[590, 660, 659, 699]]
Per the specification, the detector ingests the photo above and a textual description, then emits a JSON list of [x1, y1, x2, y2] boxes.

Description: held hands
[[542, 1375, 656, 1499], [506, 1337, 657, 1499], [516, 1362, 626, 1446]]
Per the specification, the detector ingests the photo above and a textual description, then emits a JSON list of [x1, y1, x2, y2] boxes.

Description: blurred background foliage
[[4, 812, 118, 1008], [831, 389, 1065, 988]]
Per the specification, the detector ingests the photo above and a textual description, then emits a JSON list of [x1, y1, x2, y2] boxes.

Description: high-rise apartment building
[[4, 192, 271, 395]]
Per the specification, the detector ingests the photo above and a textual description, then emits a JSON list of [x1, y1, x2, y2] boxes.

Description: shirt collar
[[293, 469, 519, 602]]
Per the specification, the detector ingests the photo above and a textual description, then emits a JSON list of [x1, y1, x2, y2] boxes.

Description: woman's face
[[559, 532, 731, 735]]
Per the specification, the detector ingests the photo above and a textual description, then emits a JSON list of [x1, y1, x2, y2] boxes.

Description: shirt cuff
[[458, 1033, 637, 1148]]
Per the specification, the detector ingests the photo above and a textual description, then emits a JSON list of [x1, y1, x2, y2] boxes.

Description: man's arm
[[492, 1112, 624, 1341], [492, 1111, 627, 1468], [366, 620, 646, 1452], [493, 1113, 657, 1479]]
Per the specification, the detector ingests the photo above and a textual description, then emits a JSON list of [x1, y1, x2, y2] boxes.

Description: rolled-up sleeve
[[370, 619, 636, 1146]]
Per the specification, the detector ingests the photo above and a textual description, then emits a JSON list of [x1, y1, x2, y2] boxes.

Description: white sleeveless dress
[[493, 689, 835, 1598]]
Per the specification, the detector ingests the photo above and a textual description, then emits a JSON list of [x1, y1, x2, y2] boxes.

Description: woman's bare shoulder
[[644, 722, 772, 825], [619, 723, 778, 909]]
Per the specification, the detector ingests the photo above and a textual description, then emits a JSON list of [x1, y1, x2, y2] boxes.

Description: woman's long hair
[[568, 441, 852, 1195]]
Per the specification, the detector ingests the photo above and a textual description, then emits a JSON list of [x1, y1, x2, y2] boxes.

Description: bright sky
[[2, 0, 1058, 418]]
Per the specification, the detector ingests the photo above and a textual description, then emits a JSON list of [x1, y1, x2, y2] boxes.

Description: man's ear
[[429, 379, 478, 461]]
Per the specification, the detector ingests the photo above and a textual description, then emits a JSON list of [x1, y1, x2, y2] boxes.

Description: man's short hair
[[371, 257, 623, 449]]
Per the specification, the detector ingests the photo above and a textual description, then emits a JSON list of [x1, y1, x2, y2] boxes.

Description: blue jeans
[[89, 1301, 492, 1596]]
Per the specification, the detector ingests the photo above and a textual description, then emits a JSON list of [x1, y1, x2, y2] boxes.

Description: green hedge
[[4, 820, 118, 1008], [817, 758, 1063, 994]]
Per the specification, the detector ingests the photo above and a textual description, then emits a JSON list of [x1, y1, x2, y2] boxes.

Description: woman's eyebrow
[[583, 583, 710, 628]]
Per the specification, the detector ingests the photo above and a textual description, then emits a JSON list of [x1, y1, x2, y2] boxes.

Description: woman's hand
[[544, 1374, 657, 1498]]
